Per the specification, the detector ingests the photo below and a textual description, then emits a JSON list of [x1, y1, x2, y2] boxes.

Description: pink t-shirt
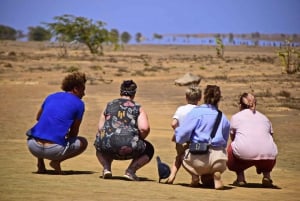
[[230, 109, 278, 160]]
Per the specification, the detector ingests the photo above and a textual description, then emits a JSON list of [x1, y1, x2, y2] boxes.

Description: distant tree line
[[0, 14, 146, 55], [1, 14, 299, 55]]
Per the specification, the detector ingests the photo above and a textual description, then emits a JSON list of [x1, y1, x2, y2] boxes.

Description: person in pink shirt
[[227, 93, 278, 187]]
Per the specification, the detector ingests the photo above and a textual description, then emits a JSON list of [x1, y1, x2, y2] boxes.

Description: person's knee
[[144, 141, 154, 161], [212, 160, 227, 173], [78, 136, 88, 150]]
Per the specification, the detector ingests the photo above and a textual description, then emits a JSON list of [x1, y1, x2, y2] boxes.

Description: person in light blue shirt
[[175, 85, 230, 189]]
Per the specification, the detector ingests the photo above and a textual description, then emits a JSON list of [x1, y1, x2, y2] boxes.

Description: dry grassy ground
[[0, 41, 300, 201]]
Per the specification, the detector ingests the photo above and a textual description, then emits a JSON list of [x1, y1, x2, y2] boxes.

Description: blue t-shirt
[[30, 92, 85, 146], [175, 104, 230, 148]]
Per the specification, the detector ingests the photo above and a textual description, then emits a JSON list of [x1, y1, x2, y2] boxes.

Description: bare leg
[[96, 151, 113, 171], [126, 154, 150, 175], [49, 160, 62, 174], [166, 154, 183, 184], [214, 172, 224, 190], [262, 172, 273, 187], [262, 172, 271, 179], [37, 158, 46, 173], [190, 174, 200, 187], [237, 171, 246, 182], [50, 137, 88, 174], [212, 160, 226, 189], [96, 151, 113, 178]]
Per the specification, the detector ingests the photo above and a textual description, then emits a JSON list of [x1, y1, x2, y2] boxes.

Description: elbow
[[139, 127, 150, 139]]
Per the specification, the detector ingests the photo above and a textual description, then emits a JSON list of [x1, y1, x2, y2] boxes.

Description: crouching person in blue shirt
[[26, 72, 88, 174]]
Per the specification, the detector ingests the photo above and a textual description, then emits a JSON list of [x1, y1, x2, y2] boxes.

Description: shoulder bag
[[189, 110, 222, 154]]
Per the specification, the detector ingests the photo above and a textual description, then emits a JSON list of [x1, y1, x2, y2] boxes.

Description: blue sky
[[1, 0, 300, 39]]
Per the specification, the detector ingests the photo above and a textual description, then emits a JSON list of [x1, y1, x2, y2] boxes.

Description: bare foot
[[165, 176, 175, 184], [189, 174, 200, 187], [214, 172, 224, 190], [49, 160, 62, 174]]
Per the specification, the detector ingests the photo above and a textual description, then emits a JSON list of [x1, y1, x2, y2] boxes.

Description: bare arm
[[171, 118, 179, 141], [36, 108, 43, 121], [171, 118, 179, 130], [230, 129, 236, 141], [137, 107, 150, 139], [98, 107, 106, 131], [68, 119, 82, 138]]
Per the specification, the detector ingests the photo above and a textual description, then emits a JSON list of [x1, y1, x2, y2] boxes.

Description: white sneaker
[[124, 171, 140, 181], [103, 169, 112, 179]]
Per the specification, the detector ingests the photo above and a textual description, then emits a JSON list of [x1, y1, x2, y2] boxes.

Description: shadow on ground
[[229, 182, 281, 189], [33, 170, 96, 175], [99, 175, 156, 182]]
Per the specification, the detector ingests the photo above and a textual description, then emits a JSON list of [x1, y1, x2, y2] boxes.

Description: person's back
[[26, 72, 88, 174], [166, 86, 202, 184], [94, 80, 154, 181], [175, 85, 230, 189], [103, 98, 140, 133], [31, 92, 84, 146], [227, 93, 278, 187], [100, 98, 144, 159], [231, 109, 277, 160]]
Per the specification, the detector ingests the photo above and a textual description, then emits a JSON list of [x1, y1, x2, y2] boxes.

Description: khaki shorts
[[183, 147, 228, 176]]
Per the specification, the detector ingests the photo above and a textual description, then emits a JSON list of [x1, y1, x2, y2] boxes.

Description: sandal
[[262, 177, 273, 187], [232, 180, 247, 186]]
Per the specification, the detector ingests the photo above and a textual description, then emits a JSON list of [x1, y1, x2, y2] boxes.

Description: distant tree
[[109, 28, 119, 44], [251, 32, 260, 39], [27, 26, 52, 41], [153, 33, 163, 42], [214, 33, 221, 38], [292, 34, 297, 42], [186, 34, 190, 43], [121, 31, 131, 44], [109, 28, 122, 50], [251, 32, 260, 46], [228, 33, 234, 44], [215, 36, 224, 59], [0, 25, 17, 40], [277, 39, 300, 74], [45, 14, 116, 55], [135, 32, 143, 43]]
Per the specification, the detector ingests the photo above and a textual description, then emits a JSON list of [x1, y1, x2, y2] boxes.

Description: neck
[[120, 96, 132, 100]]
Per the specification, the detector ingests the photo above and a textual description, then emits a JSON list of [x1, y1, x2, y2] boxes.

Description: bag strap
[[210, 110, 222, 139]]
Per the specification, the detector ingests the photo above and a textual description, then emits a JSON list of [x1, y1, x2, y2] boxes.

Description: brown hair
[[120, 80, 137, 97], [61, 72, 86, 92], [239, 93, 256, 112], [203, 85, 221, 106]]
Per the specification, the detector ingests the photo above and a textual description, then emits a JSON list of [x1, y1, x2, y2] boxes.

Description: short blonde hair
[[185, 86, 202, 104]]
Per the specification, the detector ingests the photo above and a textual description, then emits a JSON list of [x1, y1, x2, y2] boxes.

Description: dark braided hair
[[203, 85, 221, 107], [120, 80, 137, 97]]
